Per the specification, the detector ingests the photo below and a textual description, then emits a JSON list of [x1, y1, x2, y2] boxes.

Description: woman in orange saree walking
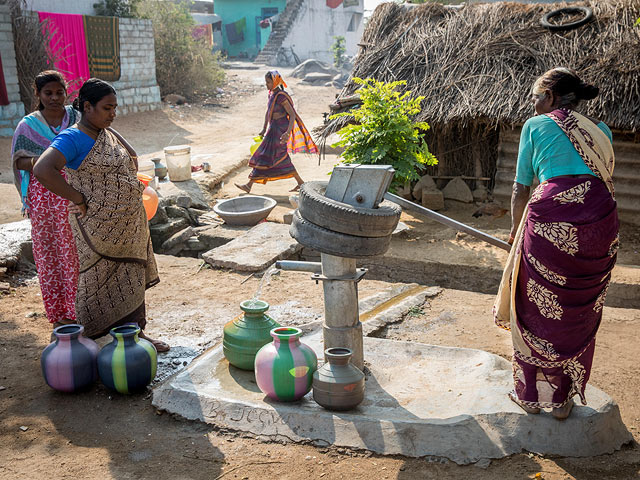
[[236, 70, 317, 193]]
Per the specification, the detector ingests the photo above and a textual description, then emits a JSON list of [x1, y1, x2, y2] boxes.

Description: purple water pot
[[41, 324, 100, 392]]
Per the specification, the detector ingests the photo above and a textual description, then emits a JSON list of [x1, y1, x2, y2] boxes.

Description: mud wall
[[283, 0, 364, 64]]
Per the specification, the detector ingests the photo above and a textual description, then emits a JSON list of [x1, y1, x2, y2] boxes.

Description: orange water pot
[[137, 173, 159, 220]]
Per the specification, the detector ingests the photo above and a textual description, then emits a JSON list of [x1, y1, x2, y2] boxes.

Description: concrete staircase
[[254, 0, 304, 65]]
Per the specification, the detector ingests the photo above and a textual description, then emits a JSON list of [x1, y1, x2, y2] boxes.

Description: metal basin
[[213, 195, 277, 226]]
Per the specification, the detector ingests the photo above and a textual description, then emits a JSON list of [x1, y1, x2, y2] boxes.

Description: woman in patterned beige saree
[[34, 78, 169, 352], [494, 68, 617, 420]]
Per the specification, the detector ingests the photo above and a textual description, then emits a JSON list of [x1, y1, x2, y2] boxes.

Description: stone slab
[[201, 222, 302, 272], [152, 333, 631, 464], [156, 179, 210, 210], [0, 220, 32, 268], [150, 218, 190, 248], [161, 226, 194, 252], [195, 224, 251, 249]]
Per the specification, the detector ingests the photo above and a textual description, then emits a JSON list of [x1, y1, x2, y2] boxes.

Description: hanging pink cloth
[[38, 12, 90, 95]]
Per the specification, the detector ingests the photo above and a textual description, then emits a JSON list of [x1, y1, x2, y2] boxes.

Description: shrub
[[330, 36, 346, 69], [93, 0, 140, 17], [330, 77, 437, 192], [137, 0, 225, 99]]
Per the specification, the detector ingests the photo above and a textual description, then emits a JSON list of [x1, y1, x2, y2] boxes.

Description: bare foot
[[289, 185, 301, 192], [508, 391, 541, 414], [139, 331, 171, 353], [552, 398, 574, 420], [235, 183, 251, 193], [52, 318, 77, 328]]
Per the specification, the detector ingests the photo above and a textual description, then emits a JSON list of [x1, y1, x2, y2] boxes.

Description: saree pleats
[[511, 178, 617, 408], [66, 129, 158, 339]]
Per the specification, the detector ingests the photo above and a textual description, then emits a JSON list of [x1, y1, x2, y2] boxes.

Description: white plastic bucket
[[138, 159, 155, 179], [164, 145, 192, 182]]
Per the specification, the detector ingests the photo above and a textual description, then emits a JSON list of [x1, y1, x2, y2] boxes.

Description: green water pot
[[223, 299, 280, 370]]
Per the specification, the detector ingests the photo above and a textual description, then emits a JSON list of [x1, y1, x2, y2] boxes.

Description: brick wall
[[0, 11, 161, 136], [0, 5, 25, 137], [111, 18, 161, 115]]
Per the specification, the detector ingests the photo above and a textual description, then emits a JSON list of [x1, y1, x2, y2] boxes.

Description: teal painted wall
[[215, 0, 285, 58]]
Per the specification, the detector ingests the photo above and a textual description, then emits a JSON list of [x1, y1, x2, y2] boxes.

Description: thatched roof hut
[[320, 0, 640, 221], [324, 1, 640, 130]]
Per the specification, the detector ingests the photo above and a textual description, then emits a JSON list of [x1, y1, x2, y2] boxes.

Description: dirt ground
[[1, 66, 639, 479]]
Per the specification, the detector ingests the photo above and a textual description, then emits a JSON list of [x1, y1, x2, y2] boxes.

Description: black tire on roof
[[540, 7, 593, 32]]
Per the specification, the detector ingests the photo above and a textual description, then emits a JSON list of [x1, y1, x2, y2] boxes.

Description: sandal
[[508, 391, 541, 414], [552, 398, 574, 421], [235, 183, 251, 194]]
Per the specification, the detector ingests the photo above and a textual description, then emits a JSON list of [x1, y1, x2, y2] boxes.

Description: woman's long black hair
[[72, 78, 117, 113]]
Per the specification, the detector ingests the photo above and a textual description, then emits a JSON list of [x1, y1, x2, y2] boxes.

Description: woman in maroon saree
[[236, 71, 317, 193], [494, 68, 617, 420]]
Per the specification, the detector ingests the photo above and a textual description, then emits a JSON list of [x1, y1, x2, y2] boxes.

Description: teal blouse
[[515, 114, 613, 186]]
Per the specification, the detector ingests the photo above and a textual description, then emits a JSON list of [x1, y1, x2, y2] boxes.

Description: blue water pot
[[97, 325, 157, 394]]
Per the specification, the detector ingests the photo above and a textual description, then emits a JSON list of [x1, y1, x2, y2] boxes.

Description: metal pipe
[[384, 192, 512, 252], [320, 254, 364, 371], [274, 260, 322, 273]]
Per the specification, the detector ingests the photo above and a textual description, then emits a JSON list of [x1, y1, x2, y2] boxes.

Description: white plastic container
[[138, 159, 155, 178], [164, 145, 192, 182]]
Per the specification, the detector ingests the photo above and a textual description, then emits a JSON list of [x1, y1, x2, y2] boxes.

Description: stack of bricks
[[0, 5, 25, 137], [112, 18, 162, 115]]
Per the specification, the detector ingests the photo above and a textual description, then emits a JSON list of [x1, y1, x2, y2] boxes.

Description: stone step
[[201, 222, 302, 272]]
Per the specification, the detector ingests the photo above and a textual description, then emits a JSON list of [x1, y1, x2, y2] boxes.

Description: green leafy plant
[[331, 77, 437, 191], [330, 36, 346, 69], [93, 0, 140, 17], [635, 17, 640, 26], [137, 0, 225, 99]]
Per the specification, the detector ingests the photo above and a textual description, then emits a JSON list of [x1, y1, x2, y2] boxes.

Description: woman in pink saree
[[494, 68, 617, 420]]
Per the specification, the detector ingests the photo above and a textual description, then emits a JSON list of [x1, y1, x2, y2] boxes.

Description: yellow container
[[250, 136, 263, 155]]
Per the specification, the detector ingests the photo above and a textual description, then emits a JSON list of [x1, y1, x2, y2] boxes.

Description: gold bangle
[[31, 157, 35, 169]]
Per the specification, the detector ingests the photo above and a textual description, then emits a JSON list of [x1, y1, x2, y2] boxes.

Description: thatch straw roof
[[320, 1, 640, 137]]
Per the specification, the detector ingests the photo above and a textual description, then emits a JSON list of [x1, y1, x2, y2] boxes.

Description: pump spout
[[274, 260, 322, 273]]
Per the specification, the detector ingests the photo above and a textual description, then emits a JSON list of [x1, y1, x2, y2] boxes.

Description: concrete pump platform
[[152, 330, 631, 465]]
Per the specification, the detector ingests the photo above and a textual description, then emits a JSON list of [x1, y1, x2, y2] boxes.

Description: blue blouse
[[516, 115, 613, 186], [50, 127, 96, 170]]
